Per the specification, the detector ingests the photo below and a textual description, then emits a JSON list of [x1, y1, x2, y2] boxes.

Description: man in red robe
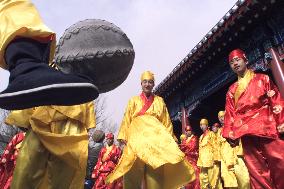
[[180, 126, 200, 189], [0, 132, 25, 189], [92, 133, 122, 189], [222, 49, 284, 189]]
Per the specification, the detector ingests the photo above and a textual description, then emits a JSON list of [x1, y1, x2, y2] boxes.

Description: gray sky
[[0, 0, 237, 124]]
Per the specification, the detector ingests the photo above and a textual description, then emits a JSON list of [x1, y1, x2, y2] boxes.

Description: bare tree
[[98, 119, 119, 135], [86, 96, 120, 180], [94, 94, 108, 128], [90, 94, 119, 134], [88, 94, 121, 146]]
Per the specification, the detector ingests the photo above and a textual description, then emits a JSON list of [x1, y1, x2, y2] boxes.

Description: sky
[[0, 0, 237, 125]]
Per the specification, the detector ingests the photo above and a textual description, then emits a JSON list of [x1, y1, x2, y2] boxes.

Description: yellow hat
[[180, 134, 186, 141], [218, 111, 225, 117], [200, 118, 208, 125], [141, 71, 155, 81]]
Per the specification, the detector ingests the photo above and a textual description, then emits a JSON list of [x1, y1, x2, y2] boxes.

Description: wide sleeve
[[264, 75, 284, 127], [112, 146, 122, 165], [179, 140, 187, 153], [85, 101, 96, 130], [117, 98, 135, 141], [0, 133, 24, 169], [159, 98, 177, 141], [91, 149, 104, 179], [214, 131, 222, 161], [222, 88, 235, 139], [5, 108, 35, 128]]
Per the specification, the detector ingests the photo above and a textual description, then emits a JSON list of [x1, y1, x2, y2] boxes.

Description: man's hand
[[228, 164, 235, 172], [118, 139, 127, 145], [226, 138, 239, 147], [277, 123, 284, 134]]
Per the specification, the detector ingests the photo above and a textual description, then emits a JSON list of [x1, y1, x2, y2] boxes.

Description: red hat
[[185, 126, 191, 131], [106, 133, 114, 140], [212, 123, 221, 128], [228, 49, 247, 63]]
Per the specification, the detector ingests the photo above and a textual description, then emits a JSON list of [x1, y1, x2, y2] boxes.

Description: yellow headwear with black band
[[141, 71, 155, 81], [218, 111, 225, 118], [200, 118, 208, 125]]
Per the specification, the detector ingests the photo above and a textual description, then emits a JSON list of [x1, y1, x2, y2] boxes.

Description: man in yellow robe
[[197, 119, 223, 189], [211, 123, 223, 189], [4, 102, 95, 189], [218, 111, 250, 189], [107, 71, 195, 189]]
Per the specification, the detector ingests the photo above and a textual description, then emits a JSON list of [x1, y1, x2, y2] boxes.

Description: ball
[[54, 19, 135, 93]]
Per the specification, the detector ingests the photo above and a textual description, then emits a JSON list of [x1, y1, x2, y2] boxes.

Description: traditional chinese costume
[[180, 129, 200, 189], [223, 49, 284, 189], [5, 102, 95, 189], [0, 132, 25, 189], [92, 133, 122, 189], [107, 71, 194, 189]]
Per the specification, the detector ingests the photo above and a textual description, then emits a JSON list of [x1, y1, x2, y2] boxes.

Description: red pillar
[[268, 48, 284, 97], [181, 107, 189, 134]]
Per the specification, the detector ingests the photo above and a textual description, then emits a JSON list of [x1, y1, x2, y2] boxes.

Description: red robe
[[92, 144, 122, 189], [180, 135, 200, 189], [222, 73, 284, 139], [0, 132, 25, 189], [223, 72, 284, 189]]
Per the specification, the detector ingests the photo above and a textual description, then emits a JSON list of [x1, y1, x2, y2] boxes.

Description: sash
[[137, 92, 154, 116], [102, 145, 114, 162], [235, 69, 254, 104], [186, 135, 194, 144]]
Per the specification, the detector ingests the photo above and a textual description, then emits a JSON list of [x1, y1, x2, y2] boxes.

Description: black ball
[[54, 19, 135, 93]]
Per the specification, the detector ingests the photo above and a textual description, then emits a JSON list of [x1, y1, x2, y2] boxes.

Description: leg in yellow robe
[[107, 115, 195, 189], [200, 165, 222, 189], [200, 167, 211, 189], [5, 102, 95, 189], [124, 158, 164, 189], [210, 163, 223, 189], [220, 140, 250, 189], [234, 156, 250, 189]]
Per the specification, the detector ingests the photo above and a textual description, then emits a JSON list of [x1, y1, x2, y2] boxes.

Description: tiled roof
[[155, 0, 258, 94]]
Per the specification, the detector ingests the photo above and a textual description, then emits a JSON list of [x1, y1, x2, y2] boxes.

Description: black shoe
[[0, 38, 99, 110]]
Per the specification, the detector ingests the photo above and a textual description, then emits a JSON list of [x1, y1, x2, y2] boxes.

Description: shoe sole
[[0, 83, 99, 110]]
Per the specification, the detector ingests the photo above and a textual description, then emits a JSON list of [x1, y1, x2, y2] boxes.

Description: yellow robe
[[5, 102, 95, 189], [197, 131, 214, 168], [198, 131, 222, 189], [107, 95, 195, 189], [0, 0, 55, 69], [212, 130, 223, 189], [219, 128, 250, 189]]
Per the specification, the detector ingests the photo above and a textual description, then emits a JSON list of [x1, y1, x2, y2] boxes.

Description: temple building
[[154, 0, 284, 137]]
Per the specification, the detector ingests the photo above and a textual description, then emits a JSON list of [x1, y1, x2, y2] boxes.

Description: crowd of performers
[[1, 48, 284, 189], [178, 49, 284, 189], [1, 0, 284, 189], [179, 113, 250, 189]]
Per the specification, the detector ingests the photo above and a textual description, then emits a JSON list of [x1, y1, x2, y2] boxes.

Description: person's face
[[141, 79, 154, 95], [229, 57, 247, 76], [200, 124, 208, 132], [106, 138, 114, 146], [212, 126, 218, 133], [218, 115, 224, 125], [185, 130, 192, 137]]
